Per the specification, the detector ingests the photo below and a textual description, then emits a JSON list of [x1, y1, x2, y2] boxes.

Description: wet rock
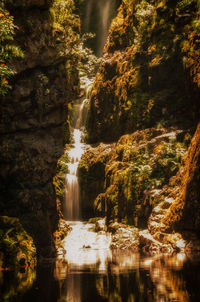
[[86, 0, 199, 144], [139, 230, 174, 255], [0, 216, 36, 268], [95, 219, 106, 232], [83, 245, 91, 249], [78, 143, 113, 218], [109, 222, 139, 251]]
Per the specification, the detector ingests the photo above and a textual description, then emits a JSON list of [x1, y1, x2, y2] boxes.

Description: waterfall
[[82, 0, 119, 56], [64, 0, 119, 219], [64, 78, 92, 221], [98, 0, 112, 56], [64, 104, 85, 221]]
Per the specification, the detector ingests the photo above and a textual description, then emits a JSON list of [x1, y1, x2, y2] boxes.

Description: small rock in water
[[82, 245, 91, 249], [95, 219, 106, 232]]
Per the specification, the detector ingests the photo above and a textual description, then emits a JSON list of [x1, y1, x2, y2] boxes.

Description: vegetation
[[0, 5, 23, 95], [163, 123, 200, 234], [87, 0, 200, 143], [53, 151, 69, 203], [0, 216, 36, 268], [79, 128, 188, 226]]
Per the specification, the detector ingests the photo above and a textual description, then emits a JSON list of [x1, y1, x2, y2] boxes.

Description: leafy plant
[[99, 131, 188, 225], [52, 0, 99, 78], [0, 7, 24, 96]]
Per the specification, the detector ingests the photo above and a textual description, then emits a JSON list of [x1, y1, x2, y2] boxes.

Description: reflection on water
[[60, 221, 111, 272], [2, 221, 200, 302], [54, 251, 200, 302], [0, 266, 36, 302], [53, 221, 200, 302]]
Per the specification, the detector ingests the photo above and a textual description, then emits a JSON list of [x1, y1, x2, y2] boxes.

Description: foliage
[[52, 0, 80, 35], [176, 0, 200, 12], [53, 151, 69, 202], [0, 7, 24, 96], [78, 33, 101, 78], [133, 0, 155, 47], [180, 0, 200, 87], [0, 216, 36, 268], [52, 0, 99, 78], [92, 129, 188, 226], [87, 0, 200, 143]]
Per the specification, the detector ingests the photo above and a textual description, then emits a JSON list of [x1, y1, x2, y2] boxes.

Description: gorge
[[1, 0, 200, 301]]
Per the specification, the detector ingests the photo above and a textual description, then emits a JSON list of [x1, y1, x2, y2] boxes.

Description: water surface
[[1, 221, 200, 302]]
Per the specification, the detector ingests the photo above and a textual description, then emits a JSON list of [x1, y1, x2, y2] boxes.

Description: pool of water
[[1, 221, 200, 302]]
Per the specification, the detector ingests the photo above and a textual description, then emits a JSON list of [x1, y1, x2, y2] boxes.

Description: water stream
[[56, 78, 200, 302], [64, 127, 84, 221], [63, 76, 114, 271], [64, 77, 91, 221], [82, 0, 119, 56]]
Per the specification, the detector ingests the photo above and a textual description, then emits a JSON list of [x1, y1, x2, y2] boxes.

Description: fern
[[0, 7, 24, 96]]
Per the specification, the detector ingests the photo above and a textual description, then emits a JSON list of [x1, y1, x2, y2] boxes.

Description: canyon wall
[[0, 0, 79, 257], [81, 0, 200, 238], [87, 0, 200, 143]]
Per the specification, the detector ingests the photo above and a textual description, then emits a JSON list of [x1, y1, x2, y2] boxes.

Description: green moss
[[78, 144, 113, 218], [0, 7, 24, 96], [54, 151, 70, 203], [163, 123, 200, 234], [86, 0, 200, 143], [81, 128, 188, 226], [0, 216, 36, 268]]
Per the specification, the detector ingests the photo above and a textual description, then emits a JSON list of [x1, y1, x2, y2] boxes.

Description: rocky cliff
[[0, 0, 79, 258], [79, 0, 200, 251], [163, 122, 200, 235], [87, 0, 200, 143]]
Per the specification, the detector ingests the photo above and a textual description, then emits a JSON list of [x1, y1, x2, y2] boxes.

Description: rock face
[[81, 0, 200, 252], [87, 0, 200, 143], [163, 122, 200, 235], [78, 143, 113, 218], [0, 216, 36, 268], [78, 127, 188, 225], [0, 0, 79, 257]]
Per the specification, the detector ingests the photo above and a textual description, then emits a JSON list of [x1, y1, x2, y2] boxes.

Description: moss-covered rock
[[0, 216, 36, 268], [87, 0, 200, 143], [78, 143, 113, 218], [162, 122, 200, 235], [0, 0, 80, 258], [53, 151, 69, 206], [0, 264, 36, 302], [78, 127, 188, 225], [102, 128, 188, 226]]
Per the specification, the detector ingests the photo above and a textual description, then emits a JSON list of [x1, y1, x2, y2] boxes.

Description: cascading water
[[62, 79, 112, 300], [98, 0, 112, 56], [59, 3, 119, 300], [82, 0, 119, 56], [64, 107, 85, 221], [64, 77, 92, 221]]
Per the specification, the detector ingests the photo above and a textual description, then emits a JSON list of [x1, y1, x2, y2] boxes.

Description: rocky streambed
[[90, 217, 200, 257]]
